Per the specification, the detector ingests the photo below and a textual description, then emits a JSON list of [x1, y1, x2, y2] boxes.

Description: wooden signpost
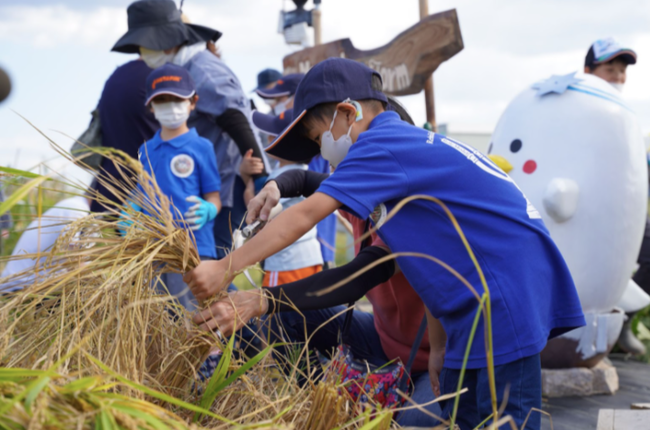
[[283, 9, 463, 99]]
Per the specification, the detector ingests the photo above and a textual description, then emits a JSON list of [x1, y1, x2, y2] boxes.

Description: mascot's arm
[[543, 178, 579, 223]]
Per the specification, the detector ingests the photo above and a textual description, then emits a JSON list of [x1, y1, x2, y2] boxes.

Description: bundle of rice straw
[[0, 144, 397, 429], [0, 149, 212, 399]]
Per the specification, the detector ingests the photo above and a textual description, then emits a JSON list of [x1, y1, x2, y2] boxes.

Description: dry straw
[[0, 135, 397, 429]]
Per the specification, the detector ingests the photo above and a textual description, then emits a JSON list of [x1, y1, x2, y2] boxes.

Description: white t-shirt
[[1, 196, 89, 291], [263, 164, 324, 272]]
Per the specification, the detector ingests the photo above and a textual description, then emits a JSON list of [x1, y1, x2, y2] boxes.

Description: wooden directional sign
[[283, 9, 463, 96]]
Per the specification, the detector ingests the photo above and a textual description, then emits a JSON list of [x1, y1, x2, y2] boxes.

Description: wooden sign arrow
[[283, 9, 463, 96]]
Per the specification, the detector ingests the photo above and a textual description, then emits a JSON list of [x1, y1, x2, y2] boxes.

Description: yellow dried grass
[[0, 141, 395, 429]]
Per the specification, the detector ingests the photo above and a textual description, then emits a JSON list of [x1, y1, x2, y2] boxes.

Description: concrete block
[[597, 409, 650, 429]]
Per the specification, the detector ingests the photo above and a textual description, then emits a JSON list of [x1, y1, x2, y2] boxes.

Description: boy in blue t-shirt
[[185, 59, 585, 429], [132, 63, 221, 312]]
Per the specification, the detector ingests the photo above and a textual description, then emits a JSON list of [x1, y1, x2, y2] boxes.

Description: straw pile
[[0, 148, 396, 429], [0, 150, 209, 398]]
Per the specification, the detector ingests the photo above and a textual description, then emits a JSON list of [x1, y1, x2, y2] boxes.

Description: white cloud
[[0, 5, 126, 49], [1, 0, 650, 172]]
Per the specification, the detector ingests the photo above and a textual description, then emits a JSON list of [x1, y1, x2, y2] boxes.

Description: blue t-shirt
[[318, 111, 585, 369], [308, 155, 337, 263], [138, 128, 221, 258]]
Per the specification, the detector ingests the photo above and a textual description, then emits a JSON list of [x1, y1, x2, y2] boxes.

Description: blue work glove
[[184, 196, 218, 231], [118, 201, 142, 236]]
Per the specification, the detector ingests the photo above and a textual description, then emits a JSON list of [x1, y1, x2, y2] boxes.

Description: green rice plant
[[0, 368, 196, 430]]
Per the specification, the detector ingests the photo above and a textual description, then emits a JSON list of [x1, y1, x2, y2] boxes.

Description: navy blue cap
[[256, 73, 304, 99], [252, 108, 294, 137], [265, 58, 386, 161], [255, 68, 283, 91], [145, 63, 196, 105]]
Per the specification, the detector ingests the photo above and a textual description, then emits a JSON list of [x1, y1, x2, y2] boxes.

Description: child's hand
[[184, 259, 234, 301], [192, 290, 269, 335], [246, 181, 281, 224], [428, 348, 445, 398], [184, 196, 218, 231], [239, 149, 264, 180]]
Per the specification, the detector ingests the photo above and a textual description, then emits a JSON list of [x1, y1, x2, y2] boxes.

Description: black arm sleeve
[[215, 108, 267, 176], [272, 169, 329, 198], [264, 246, 394, 313]]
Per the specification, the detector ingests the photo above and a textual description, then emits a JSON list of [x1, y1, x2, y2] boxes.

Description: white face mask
[[140, 47, 175, 69], [321, 110, 355, 168], [152, 100, 191, 129], [610, 82, 624, 93], [272, 97, 293, 116]]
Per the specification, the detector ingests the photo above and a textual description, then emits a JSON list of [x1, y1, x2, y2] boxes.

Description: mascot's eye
[[510, 139, 522, 153], [487, 142, 493, 154]]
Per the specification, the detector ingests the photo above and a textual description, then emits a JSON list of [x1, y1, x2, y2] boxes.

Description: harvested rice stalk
[[0, 150, 213, 399], [304, 381, 351, 430], [0, 142, 406, 429]]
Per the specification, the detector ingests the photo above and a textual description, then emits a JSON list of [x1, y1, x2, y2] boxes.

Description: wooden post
[[419, 0, 436, 130], [312, 5, 322, 46]]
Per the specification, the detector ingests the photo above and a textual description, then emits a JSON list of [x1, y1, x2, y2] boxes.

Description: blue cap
[[252, 108, 294, 137], [255, 68, 283, 91], [265, 58, 386, 161], [256, 73, 304, 99], [145, 63, 196, 105]]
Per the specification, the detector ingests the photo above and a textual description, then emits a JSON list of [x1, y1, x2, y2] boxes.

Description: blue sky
[[1, 0, 649, 184]]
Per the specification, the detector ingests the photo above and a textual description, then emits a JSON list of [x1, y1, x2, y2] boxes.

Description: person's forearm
[[242, 178, 255, 206], [204, 191, 222, 214], [231, 206, 315, 271], [426, 308, 447, 351], [265, 246, 394, 313], [215, 108, 267, 177], [272, 169, 329, 198]]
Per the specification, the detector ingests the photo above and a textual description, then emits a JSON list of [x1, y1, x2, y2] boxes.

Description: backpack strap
[[399, 315, 428, 393]]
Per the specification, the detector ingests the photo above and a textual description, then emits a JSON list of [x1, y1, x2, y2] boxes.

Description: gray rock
[[542, 361, 619, 397], [542, 367, 594, 397], [592, 360, 619, 395]]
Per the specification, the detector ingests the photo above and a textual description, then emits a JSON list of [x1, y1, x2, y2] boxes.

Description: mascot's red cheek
[[523, 160, 537, 174]]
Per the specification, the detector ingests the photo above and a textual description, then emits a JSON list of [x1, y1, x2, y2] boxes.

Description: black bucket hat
[[112, 0, 222, 54]]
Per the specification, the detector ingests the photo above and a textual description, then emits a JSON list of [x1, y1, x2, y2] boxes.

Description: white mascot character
[[489, 72, 650, 368]]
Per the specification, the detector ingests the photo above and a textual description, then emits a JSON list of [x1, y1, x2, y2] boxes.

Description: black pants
[[634, 217, 650, 295]]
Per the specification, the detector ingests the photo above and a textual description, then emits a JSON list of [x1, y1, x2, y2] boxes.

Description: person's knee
[[396, 372, 442, 427]]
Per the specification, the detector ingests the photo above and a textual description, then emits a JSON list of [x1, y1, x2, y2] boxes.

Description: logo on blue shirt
[[170, 154, 195, 178]]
